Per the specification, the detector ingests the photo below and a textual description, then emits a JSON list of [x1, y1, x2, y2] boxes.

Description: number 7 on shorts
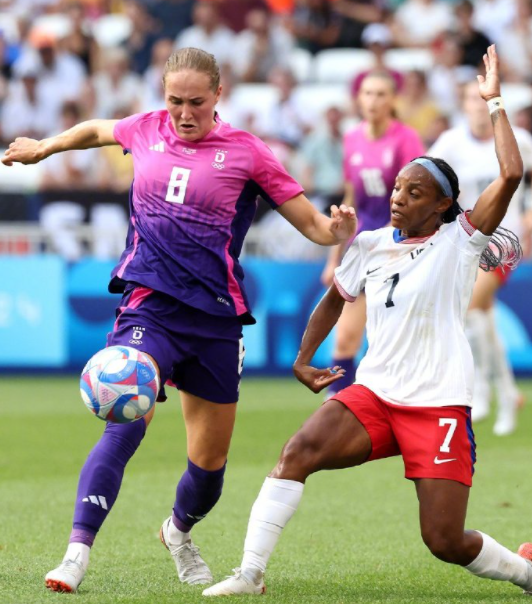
[[439, 418, 457, 453]]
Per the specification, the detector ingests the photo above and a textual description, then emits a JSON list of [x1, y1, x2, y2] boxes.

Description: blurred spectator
[[122, 0, 160, 74], [217, 0, 269, 33], [12, 28, 86, 133], [393, 0, 454, 47], [472, 0, 516, 46], [175, 1, 235, 66], [299, 106, 344, 210], [141, 37, 173, 111], [91, 47, 142, 118], [256, 66, 308, 146], [428, 32, 476, 117], [350, 23, 404, 97], [288, 0, 341, 55], [497, 0, 532, 83], [395, 70, 445, 147], [96, 106, 134, 191], [148, 0, 195, 40], [61, 1, 99, 74], [215, 64, 250, 129], [515, 105, 532, 135], [333, 0, 385, 49], [1, 61, 49, 142], [453, 0, 492, 70], [232, 8, 293, 82], [39, 100, 97, 190]]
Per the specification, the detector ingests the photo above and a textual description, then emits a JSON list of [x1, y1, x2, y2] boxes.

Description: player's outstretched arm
[[469, 45, 524, 236], [277, 193, 357, 245], [293, 284, 347, 393], [1, 119, 119, 166]]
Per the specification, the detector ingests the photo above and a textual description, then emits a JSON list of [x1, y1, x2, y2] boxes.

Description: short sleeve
[[113, 113, 146, 152], [334, 237, 365, 301], [248, 137, 304, 207], [398, 126, 425, 166], [454, 213, 491, 255]]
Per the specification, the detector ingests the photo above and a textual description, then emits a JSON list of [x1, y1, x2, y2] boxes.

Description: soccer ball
[[80, 346, 160, 423]]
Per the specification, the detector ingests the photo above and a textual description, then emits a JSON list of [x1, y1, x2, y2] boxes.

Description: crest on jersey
[[350, 152, 363, 165], [212, 149, 227, 170], [382, 148, 394, 168]]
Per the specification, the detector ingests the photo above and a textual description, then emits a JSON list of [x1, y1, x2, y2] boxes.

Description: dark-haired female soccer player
[[1, 48, 355, 593], [204, 45, 532, 597]]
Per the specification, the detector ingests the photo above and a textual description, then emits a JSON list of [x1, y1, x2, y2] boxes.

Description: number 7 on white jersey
[[439, 418, 457, 453]]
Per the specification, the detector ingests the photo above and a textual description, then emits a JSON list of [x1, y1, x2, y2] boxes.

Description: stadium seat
[[292, 83, 350, 118], [500, 83, 532, 118], [288, 48, 314, 83], [231, 84, 280, 120], [32, 14, 73, 38], [92, 14, 133, 48], [314, 49, 373, 83], [384, 48, 433, 73]]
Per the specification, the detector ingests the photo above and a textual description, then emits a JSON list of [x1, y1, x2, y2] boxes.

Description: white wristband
[[487, 97, 504, 115]]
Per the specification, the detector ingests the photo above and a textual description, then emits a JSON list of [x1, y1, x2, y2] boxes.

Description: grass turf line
[[0, 377, 531, 603]]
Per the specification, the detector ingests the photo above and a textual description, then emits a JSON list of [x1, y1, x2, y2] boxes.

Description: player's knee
[[275, 431, 323, 478], [422, 529, 464, 564]]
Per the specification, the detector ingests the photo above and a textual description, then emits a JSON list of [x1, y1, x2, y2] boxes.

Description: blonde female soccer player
[[2, 48, 356, 593], [204, 45, 532, 598]]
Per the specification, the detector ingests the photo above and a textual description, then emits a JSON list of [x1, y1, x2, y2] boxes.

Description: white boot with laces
[[160, 516, 213, 585], [203, 567, 266, 596], [45, 549, 88, 593]]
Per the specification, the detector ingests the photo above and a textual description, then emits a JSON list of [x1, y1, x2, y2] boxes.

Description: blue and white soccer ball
[[80, 346, 160, 423]]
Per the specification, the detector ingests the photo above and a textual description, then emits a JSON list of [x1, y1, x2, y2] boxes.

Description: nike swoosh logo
[[366, 266, 381, 275], [433, 457, 457, 464]]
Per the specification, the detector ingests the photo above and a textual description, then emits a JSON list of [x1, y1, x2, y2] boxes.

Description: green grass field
[[1, 376, 531, 604]]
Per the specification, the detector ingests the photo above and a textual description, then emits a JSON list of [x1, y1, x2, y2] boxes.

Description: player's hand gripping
[[329, 204, 357, 243], [477, 44, 501, 102], [293, 362, 345, 394], [1, 137, 47, 166]]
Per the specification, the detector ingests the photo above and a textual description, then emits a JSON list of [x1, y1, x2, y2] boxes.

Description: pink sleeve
[[113, 113, 147, 152], [399, 127, 426, 165], [248, 138, 303, 208]]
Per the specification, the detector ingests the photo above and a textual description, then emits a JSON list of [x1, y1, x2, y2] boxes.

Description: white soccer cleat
[[45, 554, 87, 593], [202, 567, 266, 596], [160, 517, 213, 585]]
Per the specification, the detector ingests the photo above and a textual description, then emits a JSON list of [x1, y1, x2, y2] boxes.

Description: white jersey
[[334, 215, 490, 407], [429, 126, 532, 238]]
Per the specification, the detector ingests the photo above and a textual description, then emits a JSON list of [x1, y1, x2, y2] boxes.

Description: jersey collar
[[393, 228, 438, 244]]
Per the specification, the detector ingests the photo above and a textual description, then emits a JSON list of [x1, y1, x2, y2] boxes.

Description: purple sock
[[70, 419, 147, 545], [173, 459, 226, 532], [328, 356, 356, 395]]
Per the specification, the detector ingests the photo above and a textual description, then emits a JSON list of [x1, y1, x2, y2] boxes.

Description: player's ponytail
[[163, 48, 220, 92], [415, 156, 522, 273]]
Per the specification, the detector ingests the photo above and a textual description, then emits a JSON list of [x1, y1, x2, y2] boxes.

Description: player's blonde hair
[[163, 48, 220, 92]]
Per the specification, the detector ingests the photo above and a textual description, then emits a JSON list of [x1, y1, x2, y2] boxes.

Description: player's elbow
[[501, 158, 524, 187]]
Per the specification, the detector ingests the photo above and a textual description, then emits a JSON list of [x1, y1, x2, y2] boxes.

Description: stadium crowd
[[0, 0, 531, 259]]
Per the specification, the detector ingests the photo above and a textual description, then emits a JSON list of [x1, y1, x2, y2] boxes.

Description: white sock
[[169, 518, 190, 546], [466, 310, 492, 419], [487, 309, 519, 412], [64, 542, 90, 568], [466, 532, 532, 589], [241, 477, 304, 575]]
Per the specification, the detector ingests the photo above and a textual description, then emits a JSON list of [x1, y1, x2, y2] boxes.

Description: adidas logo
[[149, 141, 165, 152], [82, 495, 108, 510]]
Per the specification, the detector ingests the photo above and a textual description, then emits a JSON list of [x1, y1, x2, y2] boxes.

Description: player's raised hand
[[1, 137, 46, 166], [293, 362, 345, 394], [477, 44, 501, 102], [329, 204, 357, 242]]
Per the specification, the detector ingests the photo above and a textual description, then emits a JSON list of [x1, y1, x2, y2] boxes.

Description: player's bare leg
[[161, 392, 237, 585], [203, 400, 371, 596], [416, 478, 532, 592], [328, 294, 366, 396], [45, 355, 160, 593]]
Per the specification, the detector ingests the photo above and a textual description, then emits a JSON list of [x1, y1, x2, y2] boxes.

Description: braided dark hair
[[415, 156, 522, 272]]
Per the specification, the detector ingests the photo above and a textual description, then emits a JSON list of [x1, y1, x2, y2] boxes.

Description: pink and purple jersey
[[110, 111, 303, 323], [343, 120, 425, 233]]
